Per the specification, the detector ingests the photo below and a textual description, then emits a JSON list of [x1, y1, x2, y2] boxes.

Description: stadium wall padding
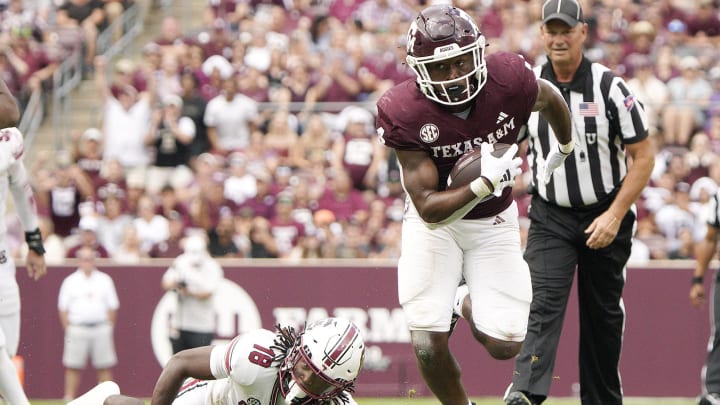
[[16, 262, 709, 399]]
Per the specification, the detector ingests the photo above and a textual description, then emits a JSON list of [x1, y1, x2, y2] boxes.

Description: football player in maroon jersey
[[375, 5, 573, 405]]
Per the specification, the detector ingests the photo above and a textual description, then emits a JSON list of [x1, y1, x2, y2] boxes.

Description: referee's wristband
[[692, 276, 704, 285], [558, 139, 574, 155]]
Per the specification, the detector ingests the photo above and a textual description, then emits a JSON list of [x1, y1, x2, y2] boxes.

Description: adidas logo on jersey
[[496, 112, 508, 124], [492, 215, 506, 225]]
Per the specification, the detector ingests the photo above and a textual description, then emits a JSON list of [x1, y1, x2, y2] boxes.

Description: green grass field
[[31, 397, 698, 405]]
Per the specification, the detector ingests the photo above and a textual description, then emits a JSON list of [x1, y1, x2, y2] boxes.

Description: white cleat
[[67, 381, 121, 405]]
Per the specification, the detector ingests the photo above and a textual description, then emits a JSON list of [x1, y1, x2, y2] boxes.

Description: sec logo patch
[[419, 123, 439, 143]]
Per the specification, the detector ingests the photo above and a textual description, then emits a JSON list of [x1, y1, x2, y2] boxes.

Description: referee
[[504, 1, 654, 404], [691, 188, 720, 405]]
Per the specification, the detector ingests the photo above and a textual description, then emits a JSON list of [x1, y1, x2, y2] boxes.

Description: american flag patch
[[624, 94, 635, 111], [578, 102, 598, 116]]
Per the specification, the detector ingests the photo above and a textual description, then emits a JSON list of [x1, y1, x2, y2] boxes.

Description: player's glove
[[469, 142, 522, 199], [492, 169, 517, 197], [543, 139, 574, 184]]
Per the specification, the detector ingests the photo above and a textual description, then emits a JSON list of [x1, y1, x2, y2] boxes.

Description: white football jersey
[[173, 329, 357, 405], [172, 329, 282, 405]]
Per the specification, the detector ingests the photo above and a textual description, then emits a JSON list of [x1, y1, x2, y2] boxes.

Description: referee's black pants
[[170, 330, 215, 354], [512, 195, 634, 405]]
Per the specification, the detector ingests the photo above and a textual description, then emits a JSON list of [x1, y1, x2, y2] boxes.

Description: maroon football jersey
[[376, 52, 538, 219]]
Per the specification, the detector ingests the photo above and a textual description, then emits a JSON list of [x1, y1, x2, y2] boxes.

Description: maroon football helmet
[[405, 5, 487, 106]]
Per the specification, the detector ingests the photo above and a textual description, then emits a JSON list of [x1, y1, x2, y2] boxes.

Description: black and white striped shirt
[[523, 57, 649, 208]]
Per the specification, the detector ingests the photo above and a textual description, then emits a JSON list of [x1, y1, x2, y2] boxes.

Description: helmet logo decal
[[406, 22, 418, 53], [419, 124, 440, 143], [323, 324, 360, 369]]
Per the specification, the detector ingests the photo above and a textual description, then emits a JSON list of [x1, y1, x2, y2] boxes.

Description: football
[[446, 143, 513, 190]]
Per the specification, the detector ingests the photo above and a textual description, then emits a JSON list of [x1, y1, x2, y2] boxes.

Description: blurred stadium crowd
[[3, 0, 720, 263]]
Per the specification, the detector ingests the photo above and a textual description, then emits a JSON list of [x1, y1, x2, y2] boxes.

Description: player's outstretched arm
[[533, 79, 574, 183], [0, 127, 47, 279], [533, 79, 572, 146], [150, 346, 214, 405]]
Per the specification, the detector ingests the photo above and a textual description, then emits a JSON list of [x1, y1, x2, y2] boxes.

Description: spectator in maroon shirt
[[316, 168, 369, 223], [148, 210, 186, 258], [154, 16, 186, 49], [34, 151, 95, 238], [201, 18, 234, 58], [269, 193, 305, 258], [328, 0, 362, 23], [357, 35, 414, 100], [96, 159, 129, 210], [72, 127, 104, 188], [66, 215, 111, 258], [195, 171, 238, 230], [331, 106, 384, 191], [658, 0, 686, 27], [204, 0, 241, 27], [237, 170, 276, 220], [305, 54, 360, 106], [620, 21, 656, 78], [237, 66, 270, 103], [0, 46, 23, 98], [157, 185, 190, 226], [478, 2, 504, 40], [281, 58, 313, 103], [687, 0, 720, 42], [7, 25, 58, 102], [626, 20, 656, 56]]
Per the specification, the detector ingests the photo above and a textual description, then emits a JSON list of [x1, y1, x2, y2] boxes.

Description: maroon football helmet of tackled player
[[405, 5, 488, 106]]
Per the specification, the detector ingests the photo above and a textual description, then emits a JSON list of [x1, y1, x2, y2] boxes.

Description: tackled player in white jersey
[[71, 317, 365, 405], [0, 77, 47, 405]]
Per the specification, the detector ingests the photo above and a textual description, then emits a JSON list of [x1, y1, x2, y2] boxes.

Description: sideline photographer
[[161, 235, 224, 353]]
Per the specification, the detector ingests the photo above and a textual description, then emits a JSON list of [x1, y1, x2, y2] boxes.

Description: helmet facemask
[[407, 37, 487, 106], [280, 343, 353, 404], [275, 319, 364, 405]]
